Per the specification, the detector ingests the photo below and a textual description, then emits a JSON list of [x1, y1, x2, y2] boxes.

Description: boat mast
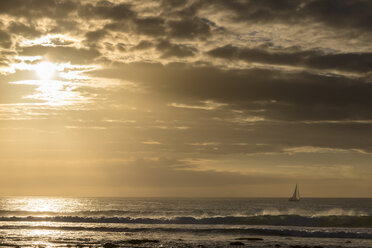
[[289, 184, 300, 201]]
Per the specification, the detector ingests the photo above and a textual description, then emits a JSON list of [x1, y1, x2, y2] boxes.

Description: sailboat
[[288, 184, 300, 201]]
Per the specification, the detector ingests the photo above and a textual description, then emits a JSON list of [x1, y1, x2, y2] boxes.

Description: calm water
[[0, 197, 371, 247]]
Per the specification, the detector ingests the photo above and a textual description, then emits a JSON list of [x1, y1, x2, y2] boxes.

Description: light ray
[[35, 61, 56, 80]]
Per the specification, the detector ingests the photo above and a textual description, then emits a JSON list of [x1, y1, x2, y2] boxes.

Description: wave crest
[[0, 224, 371, 239], [0, 215, 371, 227]]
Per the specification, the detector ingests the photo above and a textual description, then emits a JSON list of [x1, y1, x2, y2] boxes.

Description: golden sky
[[1, 0, 372, 197]]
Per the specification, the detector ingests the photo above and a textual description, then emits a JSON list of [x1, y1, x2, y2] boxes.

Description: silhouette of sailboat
[[289, 184, 300, 201]]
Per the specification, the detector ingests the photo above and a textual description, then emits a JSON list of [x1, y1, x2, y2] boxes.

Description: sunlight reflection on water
[[1, 197, 84, 214], [0, 198, 372, 247]]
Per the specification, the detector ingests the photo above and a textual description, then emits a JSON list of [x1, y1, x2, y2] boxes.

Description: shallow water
[[0, 197, 371, 247]]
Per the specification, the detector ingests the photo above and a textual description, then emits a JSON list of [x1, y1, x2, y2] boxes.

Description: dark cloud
[[0, 30, 12, 48], [208, 0, 299, 23], [167, 17, 211, 39], [304, 0, 372, 31], [134, 17, 166, 36], [78, 0, 136, 20], [161, 0, 188, 9], [208, 0, 372, 32], [104, 15, 212, 41], [208, 45, 372, 73], [90, 62, 372, 121], [156, 40, 197, 58], [165, 1, 204, 19], [103, 21, 132, 33], [1, 0, 214, 41], [133, 40, 153, 50], [85, 29, 108, 44], [20, 45, 101, 64], [49, 19, 81, 34], [251, 122, 372, 153], [2, 0, 370, 35], [7, 22, 42, 38], [131, 39, 197, 57], [306, 52, 372, 73], [0, 51, 15, 67], [116, 43, 127, 52], [0, 0, 77, 19]]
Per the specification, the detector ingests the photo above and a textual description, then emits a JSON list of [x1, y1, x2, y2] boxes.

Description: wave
[[0, 224, 371, 239], [0, 215, 372, 228], [257, 208, 368, 217], [1, 208, 368, 218]]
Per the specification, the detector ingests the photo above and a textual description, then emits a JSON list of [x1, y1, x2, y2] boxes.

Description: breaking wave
[[256, 208, 368, 217], [0, 224, 371, 239], [0, 215, 371, 228]]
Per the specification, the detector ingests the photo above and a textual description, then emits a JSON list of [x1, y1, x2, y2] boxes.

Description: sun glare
[[35, 61, 56, 79]]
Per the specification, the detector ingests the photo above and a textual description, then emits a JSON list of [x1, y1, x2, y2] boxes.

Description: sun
[[35, 61, 56, 79]]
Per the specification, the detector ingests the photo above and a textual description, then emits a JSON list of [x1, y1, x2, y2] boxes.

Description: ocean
[[0, 197, 371, 247]]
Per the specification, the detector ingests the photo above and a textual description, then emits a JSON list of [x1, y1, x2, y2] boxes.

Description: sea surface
[[0, 197, 371, 247]]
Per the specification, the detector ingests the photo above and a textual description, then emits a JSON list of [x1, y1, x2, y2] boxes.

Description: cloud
[[20, 45, 101, 64], [0, 0, 77, 19], [283, 146, 365, 154], [156, 39, 197, 58], [142, 140, 161, 145], [0, 30, 12, 48], [167, 17, 212, 39], [85, 29, 108, 43], [207, 0, 372, 32], [7, 22, 42, 38], [161, 0, 188, 9], [1, 0, 372, 196], [132, 40, 153, 50], [134, 17, 166, 36], [208, 0, 299, 23], [304, 0, 372, 31], [89, 61, 372, 121], [208, 45, 372, 73], [78, 0, 136, 20], [169, 100, 226, 110]]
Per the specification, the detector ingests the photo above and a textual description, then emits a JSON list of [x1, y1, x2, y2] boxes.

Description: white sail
[[289, 184, 300, 201]]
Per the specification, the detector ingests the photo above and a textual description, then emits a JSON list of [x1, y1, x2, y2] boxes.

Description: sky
[[0, 0, 372, 197]]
